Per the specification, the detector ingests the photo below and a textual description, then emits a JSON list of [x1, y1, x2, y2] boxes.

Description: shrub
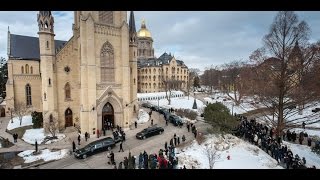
[[176, 108, 197, 120], [31, 111, 43, 128]]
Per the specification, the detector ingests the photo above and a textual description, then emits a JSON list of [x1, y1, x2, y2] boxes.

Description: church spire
[[129, 11, 136, 34], [129, 11, 137, 44]]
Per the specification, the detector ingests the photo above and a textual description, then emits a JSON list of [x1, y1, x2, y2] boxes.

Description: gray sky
[[0, 11, 319, 71]]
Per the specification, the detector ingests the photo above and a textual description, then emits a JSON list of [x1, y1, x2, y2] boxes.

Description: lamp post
[[158, 97, 160, 123]]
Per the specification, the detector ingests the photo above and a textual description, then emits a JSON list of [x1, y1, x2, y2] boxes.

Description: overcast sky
[[0, 11, 319, 71]]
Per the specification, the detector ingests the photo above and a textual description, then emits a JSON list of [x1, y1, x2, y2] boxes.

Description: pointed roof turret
[[129, 11, 136, 34]]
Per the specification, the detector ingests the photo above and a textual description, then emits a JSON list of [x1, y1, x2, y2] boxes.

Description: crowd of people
[[233, 115, 317, 169]]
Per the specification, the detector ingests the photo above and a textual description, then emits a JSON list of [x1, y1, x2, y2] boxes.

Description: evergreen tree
[[204, 102, 238, 134]]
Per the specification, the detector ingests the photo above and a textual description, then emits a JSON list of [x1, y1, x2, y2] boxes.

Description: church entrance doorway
[[102, 102, 114, 130], [65, 108, 73, 127]]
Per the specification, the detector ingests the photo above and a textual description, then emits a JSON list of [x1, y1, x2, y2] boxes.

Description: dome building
[[137, 20, 154, 59]]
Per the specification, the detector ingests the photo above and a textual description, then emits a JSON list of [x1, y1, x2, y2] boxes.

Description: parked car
[[169, 115, 183, 126], [141, 103, 152, 108], [136, 125, 164, 139], [74, 137, 116, 159]]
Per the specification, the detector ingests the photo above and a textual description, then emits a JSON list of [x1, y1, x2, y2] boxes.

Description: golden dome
[[137, 19, 152, 38]]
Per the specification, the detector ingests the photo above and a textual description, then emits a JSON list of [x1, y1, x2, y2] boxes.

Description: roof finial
[[141, 18, 146, 29]]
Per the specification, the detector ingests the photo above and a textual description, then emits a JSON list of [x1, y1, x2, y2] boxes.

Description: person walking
[[182, 135, 186, 142], [35, 140, 38, 153], [151, 119, 154, 126], [124, 157, 129, 169], [72, 141, 76, 152], [135, 121, 137, 128], [78, 134, 81, 145], [12, 133, 16, 143], [84, 132, 88, 142], [119, 141, 124, 152], [165, 141, 168, 150], [110, 151, 115, 165], [177, 136, 180, 145]]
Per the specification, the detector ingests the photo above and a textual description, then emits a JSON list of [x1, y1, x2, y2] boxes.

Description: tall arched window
[[21, 66, 24, 74], [65, 82, 71, 99], [48, 78, 51, 86], [46, 41, 49, 48], [25, 84, 32, 106], [30, 66, 33, 74], [100, 41, 115, 82], [99, 11, 113, 24], [25, 64, 29, 74]]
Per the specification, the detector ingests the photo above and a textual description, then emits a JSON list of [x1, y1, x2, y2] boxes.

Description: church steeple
[[129, 11, 137, 44], [129, 11, 136, 34], [37, 11, 54, 34]]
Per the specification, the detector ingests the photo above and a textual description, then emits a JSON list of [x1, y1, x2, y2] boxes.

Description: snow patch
[[177, 134, 283, 169], [7, 115, 33, 130], [22, 128, 66, 145], [137, 109, 150, 124], [18, 148, 69, 164]]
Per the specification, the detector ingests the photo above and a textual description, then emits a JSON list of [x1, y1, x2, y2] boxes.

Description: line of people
[[233, 116, 316, 169]]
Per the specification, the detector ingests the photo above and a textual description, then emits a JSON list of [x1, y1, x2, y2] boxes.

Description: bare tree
[[200, 66, 221, 93], [13, 101, 30, 126], [220, 61, 247, 105], [163, 77, 183, 105], [250, 11, 320, 136], [45, 114, 58, 138], [203, 144, 220, 169]]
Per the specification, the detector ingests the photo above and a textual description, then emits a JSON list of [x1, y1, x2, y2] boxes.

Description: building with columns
[[5, 11, 138, 135]]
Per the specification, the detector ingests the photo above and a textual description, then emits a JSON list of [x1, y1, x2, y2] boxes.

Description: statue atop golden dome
[[137, 19, 152, 38]]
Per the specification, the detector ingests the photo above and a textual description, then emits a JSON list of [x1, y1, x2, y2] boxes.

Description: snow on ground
[[22, 128, 66, 145], [181, 117, 197, 124], [137, 109, 150, 124], [7, 115, 33, 130], [148, 96, 205, 112], [282, 141, 320, 168], [204, 93, 266, 115], [18, 148, 69, 164], [176, 134, 283, 169]]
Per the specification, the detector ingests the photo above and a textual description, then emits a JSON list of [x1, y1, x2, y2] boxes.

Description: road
[[36, 108, 208, 169]]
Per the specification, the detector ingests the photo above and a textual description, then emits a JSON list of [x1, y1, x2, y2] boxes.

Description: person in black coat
[[110, 151, 115, 165], [35, 140, 38, 153], [135, 121, 137, 128], [77, 134, 81, 145], [72, 141, 76, 152], [165, 141, 167, 150], [119, 141, 124, 152]]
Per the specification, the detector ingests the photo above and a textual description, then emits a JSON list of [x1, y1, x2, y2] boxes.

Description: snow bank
[[137, 91, 184, 101], [22, 128, 66, 145], [282, 141, 320, 168], [137, 109, 150, 124], [7, 115, 33, 130], [177, 134, 283, 169], [18, 148, 69, 164]]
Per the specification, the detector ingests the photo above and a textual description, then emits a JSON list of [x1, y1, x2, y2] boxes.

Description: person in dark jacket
[[72, 141, 76, 152], [123, 157, 129, 169], [35, 140, 38, 152], [307, 137, 312, 146], [135, 121, 137, 128], [119, 141, 124, 152], [78, 134, 81, 145], [165, 141, 167, 150]]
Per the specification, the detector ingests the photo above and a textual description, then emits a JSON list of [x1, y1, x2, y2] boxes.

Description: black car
[[136, 125, 164, 139], [141, 103, 153, 108], [74, 137, 116, 159], [169, 115, 183, 126]]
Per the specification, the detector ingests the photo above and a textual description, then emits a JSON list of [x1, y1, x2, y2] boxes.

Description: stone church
[[6, 11, 138, 135]]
